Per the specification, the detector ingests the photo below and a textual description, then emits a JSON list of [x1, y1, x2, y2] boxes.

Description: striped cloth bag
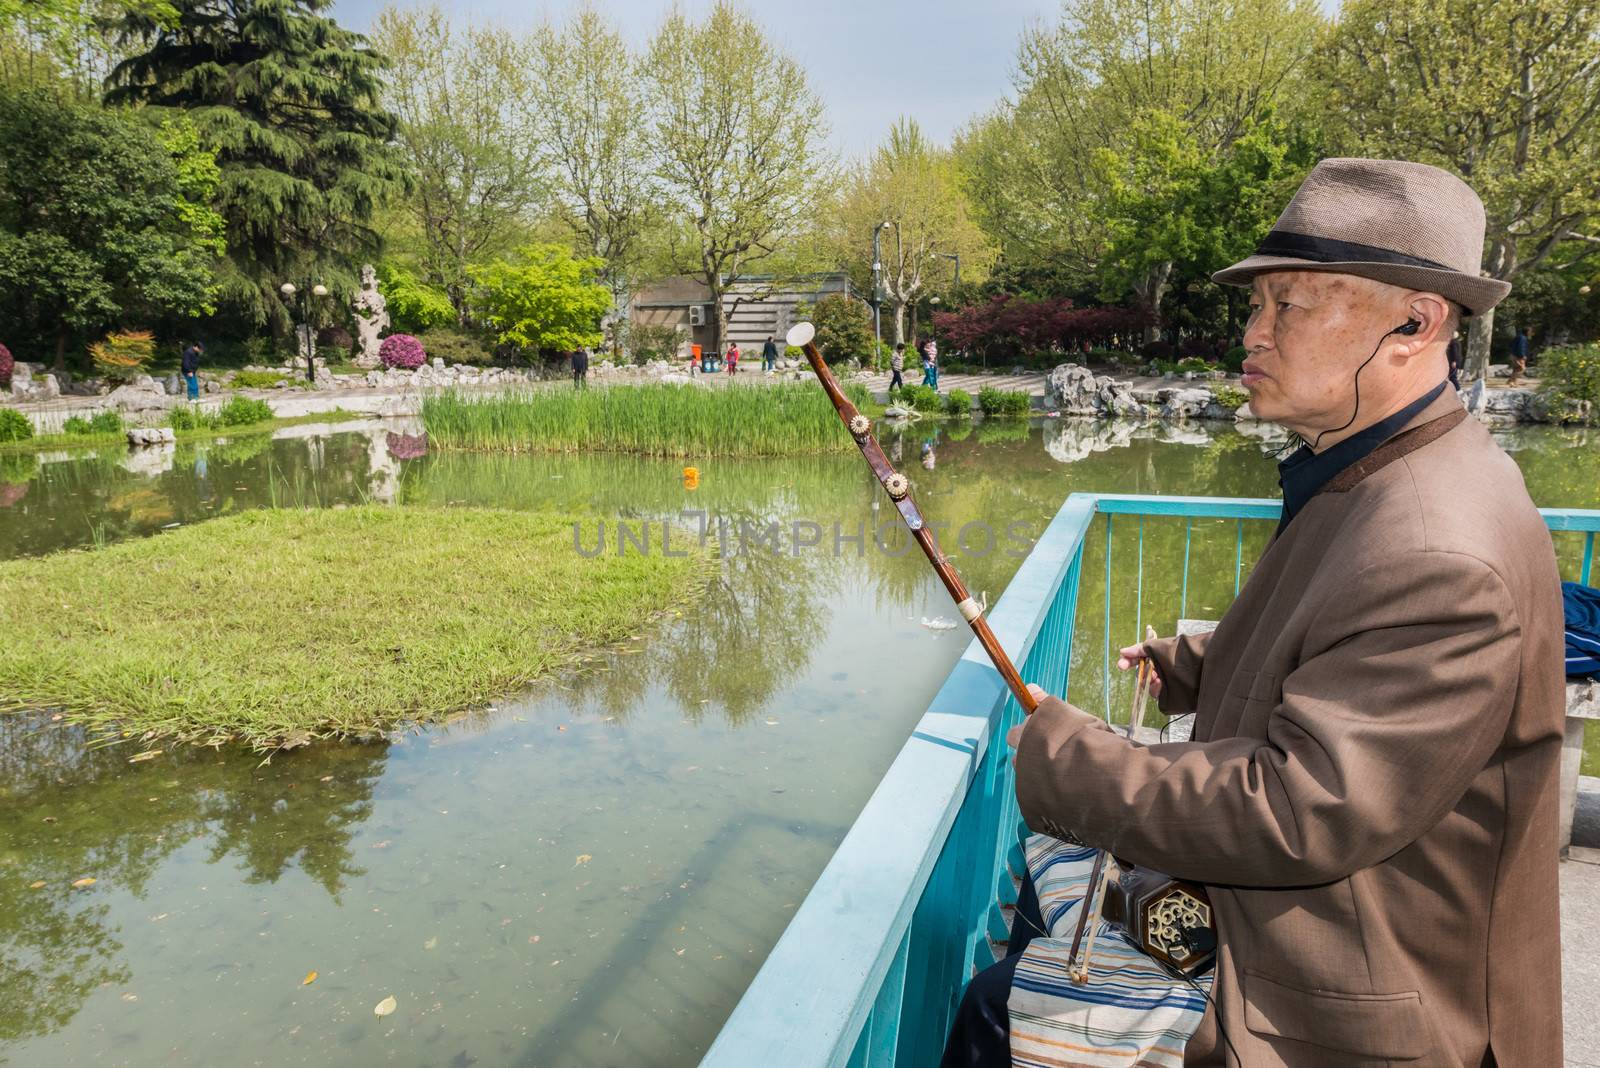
[[1007, 836, 1209, 1068]]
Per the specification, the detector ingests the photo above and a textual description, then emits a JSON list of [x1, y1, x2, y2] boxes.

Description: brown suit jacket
[[1014, 389, 1565, 1066]]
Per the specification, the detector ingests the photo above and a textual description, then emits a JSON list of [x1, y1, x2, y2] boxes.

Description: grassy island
[[420, 381, 875, 456], [0, 507, 714, 750]]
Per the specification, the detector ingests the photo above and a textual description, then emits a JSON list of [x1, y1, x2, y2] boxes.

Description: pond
[[1, 414, 1596, 1066]]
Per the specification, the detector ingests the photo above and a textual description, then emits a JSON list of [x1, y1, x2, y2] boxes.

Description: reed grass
[[420, 382, 873, 456], [0, 507, 714, 750]]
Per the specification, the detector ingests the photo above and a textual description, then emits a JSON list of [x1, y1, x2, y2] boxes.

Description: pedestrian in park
[[890, 342, 906, 390], [1508, 324, 1532, 386], [762, 335, 778, 372], [181, 340, 203, 400], [1446, 335, 1462, 389], [725, 341, 739, 375], [571, 346, 589, 389], [920, 338, 938, 390], [689, 342, 701, 376], [945, 158, 1564, 1068]]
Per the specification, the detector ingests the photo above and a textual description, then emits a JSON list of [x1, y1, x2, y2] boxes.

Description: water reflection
[[0, 715, 388, 1043]]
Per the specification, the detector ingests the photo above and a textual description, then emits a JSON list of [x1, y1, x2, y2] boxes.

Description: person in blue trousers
[[181, 341, 203, 399]]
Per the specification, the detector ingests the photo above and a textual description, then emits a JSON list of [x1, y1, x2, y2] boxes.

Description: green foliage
[[469, 243, 611, 352], [231, 370, 288, 389], [153, 116, 226, 265], [889, 383, 942, 410], [88, 330, 157, 381], [165, 404, 212, 431], [0, 87, 219, 357], [375, 8, 547, 318], [800, 294, 874, 362], [1208, 383, 1249, 411], [628, 323, 684, 363], [379, 263, 458, 333], [216, 395, 273, 426], [1538, 344, 1600, 419], [1221, 346, 1248, 372], [1094, 108, 1318, 337], [944, 388, 973, 416], [56, 409, 122, 435], [107, 0, 408, 331], [421, 383, 859, 456], [0, 407, 33, 443], [978, 386, 1032, 417], [1153, 356, 1214, 374], [414, 327, 493, 366]]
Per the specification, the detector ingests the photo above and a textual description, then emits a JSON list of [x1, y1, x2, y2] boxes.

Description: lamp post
[[937, 251, 961, 287], [279, 280, 329, 383], [872, 220, 894, 362]]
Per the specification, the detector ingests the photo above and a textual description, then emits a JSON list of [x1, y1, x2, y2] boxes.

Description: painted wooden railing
[[701, 493, 1600, 1068]]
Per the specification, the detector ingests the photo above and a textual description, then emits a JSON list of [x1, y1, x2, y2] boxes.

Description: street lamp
[[278, 279, 328, 383], [937, 251, 961, 287]]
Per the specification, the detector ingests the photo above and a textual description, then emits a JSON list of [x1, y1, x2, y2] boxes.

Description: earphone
[[1307, 319, 1422, 450]]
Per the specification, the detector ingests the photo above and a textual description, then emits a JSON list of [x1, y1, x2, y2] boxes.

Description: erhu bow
[[790, 321, 1216, 982], [786, 321, 1037, 715]]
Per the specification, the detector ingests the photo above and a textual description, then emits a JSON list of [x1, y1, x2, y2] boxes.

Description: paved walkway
[[1567, 777, 1600, 1066]]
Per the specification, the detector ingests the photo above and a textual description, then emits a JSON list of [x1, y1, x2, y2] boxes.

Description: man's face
[[1240, 270, 1399, 435]]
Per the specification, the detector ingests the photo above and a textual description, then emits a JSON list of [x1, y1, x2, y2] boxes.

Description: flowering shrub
[[932, 297, 1149, 364], [379, 333, 426, 370], [0, 341, 12, 390], [89, 329, 157, 382]]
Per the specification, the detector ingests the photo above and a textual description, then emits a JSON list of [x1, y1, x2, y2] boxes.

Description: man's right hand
[[1116, 643, 1163, 699]]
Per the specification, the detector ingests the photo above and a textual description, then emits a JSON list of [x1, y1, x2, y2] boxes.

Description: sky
[[329, 0, 1063, 160]]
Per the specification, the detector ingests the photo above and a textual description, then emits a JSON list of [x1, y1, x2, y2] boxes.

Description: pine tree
[[106, 0, 407, 333]]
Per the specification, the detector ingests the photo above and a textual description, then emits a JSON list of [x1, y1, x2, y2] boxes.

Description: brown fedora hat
[[1212, 157, 1510, 316]]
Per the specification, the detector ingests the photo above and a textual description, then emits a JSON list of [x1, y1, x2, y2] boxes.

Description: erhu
[[787, 321, 1215, 981]]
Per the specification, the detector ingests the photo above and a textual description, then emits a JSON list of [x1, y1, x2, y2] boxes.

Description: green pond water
[[0, 415, 1596, 1067]]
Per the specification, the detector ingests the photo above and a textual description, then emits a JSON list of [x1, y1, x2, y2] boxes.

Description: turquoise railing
[[701, 493, 1600, 1067]]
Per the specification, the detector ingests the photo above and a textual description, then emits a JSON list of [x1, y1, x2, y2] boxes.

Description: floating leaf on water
[[128, 750, 163, 763], [556, 725, 567, 732], [302, 971, 318, 986], [764, 719, 779, 726], [528, 935, 540, 944], [72, 877, 96, 889], [574, 854, 592, 867], [423, 936, 438, 950], [28, 881, 46, 889], [373, 995, 397, 1017]]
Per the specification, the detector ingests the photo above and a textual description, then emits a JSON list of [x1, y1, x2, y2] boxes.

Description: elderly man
[[943, 159, 1565, 1067]]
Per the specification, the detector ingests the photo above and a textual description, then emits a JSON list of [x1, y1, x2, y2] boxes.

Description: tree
[[376, 262, 456, 334], [798, 293, 874, 362], [529, 7, 655, 341], [956, 0, 1322, 333], [0, 0, 175, 91], [830, 119, 995, 347], [106, 0, 407, 334], [1091, 108, 1318, 341], [640, 2, 827, 350], [469, 243, 611, 353], [0, 86, 219, 367], [1318, 0, 1600, 385], [372, 5, 542, 322]]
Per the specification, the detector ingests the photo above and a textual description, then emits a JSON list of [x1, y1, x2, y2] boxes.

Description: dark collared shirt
[[1276, 381, 1448, 534]]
